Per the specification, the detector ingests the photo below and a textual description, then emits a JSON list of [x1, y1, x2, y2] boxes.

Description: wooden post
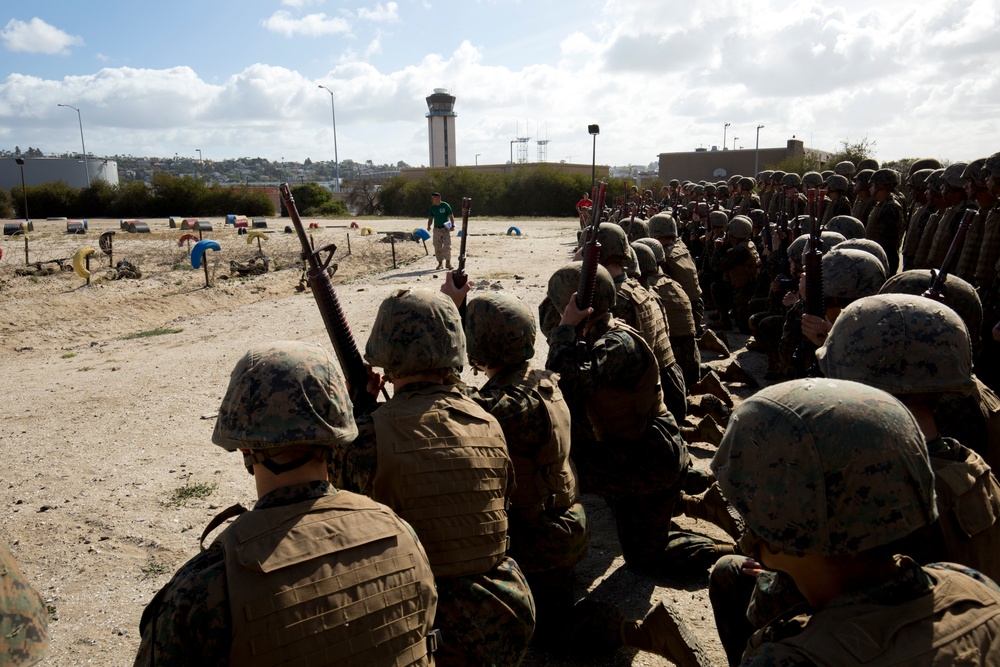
[[390, 235, 397, 269], [346, 233, 351, 256], [85, 255, 91, 286], [203, 258, 211, 288], [24, 235, 29, 265]]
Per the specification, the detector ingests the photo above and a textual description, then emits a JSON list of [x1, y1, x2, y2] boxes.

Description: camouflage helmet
[[464, 293, 536, 368], [728, 175, 742, 188], [759, 169, 774, 183], [820, 170, 834, 182], [798, 213, 818, 236], [780, 172, 802, 189], [870, 168, 900, 188], [833, 238, 890, 276], [693, 184, 705, 195], [709, 210, 729, 228], [941, 162, 968, 189], [0, 539, 49, 666], [907, 168, 934, 190], [547, 261, 616, 314], [669, 178, 680, 187], [879, 270, 983, 346], [705, 183, 718, 196], [821, 247, 887, 303], [596, 222, 629, 263], [925, 168, 946, 193], [857, 158, 879, 171], [717, 184, 731, 197], [908, 158, 943, 176], [984, 152, 1000, 177], [631, 242, 659, 276], [817, 293, 975, 397], [834, 160, 856, 177], [787, 233, 809, 267], [738, 176, 756, 191], [624, 244, 640, 278], [854, 169, 875, 186], [801, 171, 824, 189], [648, 213, 678, 239], [961, 158, 987, 185], [749, 209, 767, 229], [712, 378, 936, 555], [365, 289, 466, 379], [825, 215, 866, 240], [770, 170, 787, 185], [728, 216, 753, 240], [787, 231, 845, 266], [826, 174, 850, 193], [213, 341, 359, 451], [633, 236, 665, 264]]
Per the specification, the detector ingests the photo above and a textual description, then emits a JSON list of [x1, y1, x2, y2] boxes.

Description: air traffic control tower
[[426, 88, 457, 168]]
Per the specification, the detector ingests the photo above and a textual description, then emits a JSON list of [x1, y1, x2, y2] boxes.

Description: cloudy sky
[[1, 0, 997, 168]]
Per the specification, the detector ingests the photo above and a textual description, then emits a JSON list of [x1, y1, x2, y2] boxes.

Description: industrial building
[[1, 156, 119, 190], [658, 139, 831, 182]]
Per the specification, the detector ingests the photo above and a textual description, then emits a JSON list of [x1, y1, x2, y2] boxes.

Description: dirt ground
[[0, 214, 761, 667]]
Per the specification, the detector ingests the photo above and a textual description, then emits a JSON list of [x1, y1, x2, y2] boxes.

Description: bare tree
[[345, 178, 383, 215]]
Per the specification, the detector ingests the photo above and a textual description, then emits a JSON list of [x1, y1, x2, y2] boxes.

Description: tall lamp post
[[733, 136, 739, 152], [196, 148, 202, 162], [317, 85, 340, 193], [588, 124, 600, 189], [754, 124, 765, 176], [14, 157, 28, 220], [57, 104, 91, 187], [475, 153, 481, 166], [724, 122, 730, 151]]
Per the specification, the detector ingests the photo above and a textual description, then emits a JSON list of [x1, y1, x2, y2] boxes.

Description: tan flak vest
[[507, 369, 579, 516], [215, 491, 438, 667], [373, 384, 512, 579], [586, 321, 668, 441], [617, 277, 676, 368], [752, 567, 1000, 666], [663, 242, 702, 302], [726, 240, 760, 289], [648, 274, 696, 337], [931, 444, 1000, 583]]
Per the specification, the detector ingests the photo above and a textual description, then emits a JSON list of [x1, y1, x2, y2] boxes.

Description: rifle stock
[[576, 182, 607, 357], [923, 207, 976, 301], [280, 183, 377, 416]]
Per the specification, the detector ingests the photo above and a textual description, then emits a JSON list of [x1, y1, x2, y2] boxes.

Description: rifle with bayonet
[[923, 207, 976, 302], [576, 181, 607, 360], [793, 187, 825, 376], [280, 183, 379, 416], [452, 197, 471, 318]]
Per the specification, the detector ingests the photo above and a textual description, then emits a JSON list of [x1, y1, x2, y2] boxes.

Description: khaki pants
[[433, 226, 451, 263]]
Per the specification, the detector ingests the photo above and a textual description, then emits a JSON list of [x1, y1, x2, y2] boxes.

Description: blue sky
[[1, 0, 998, 168]]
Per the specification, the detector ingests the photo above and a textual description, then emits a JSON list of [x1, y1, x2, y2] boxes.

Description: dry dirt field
[[0, 214, 759, 666]]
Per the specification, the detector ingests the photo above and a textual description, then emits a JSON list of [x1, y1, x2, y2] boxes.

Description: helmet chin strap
[[241, 450, 316, 476]]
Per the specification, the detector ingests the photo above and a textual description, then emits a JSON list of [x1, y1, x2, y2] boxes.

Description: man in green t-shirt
[[427, 192, 455, 269]]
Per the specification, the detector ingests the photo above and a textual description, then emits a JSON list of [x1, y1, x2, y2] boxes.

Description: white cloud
[[281, 0, 325, 6], [1, 18, 84, 55], [365, 32, 384, 57], [358, 2, 400, 22], [260, 11, 351, 38]]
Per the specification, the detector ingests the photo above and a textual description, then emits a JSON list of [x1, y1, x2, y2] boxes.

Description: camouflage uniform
[[712, 379, 1000, 666], [136, 342, 438, 667], [344, 289, 536, 667], [546, 263, 728, 575], [0, 539, 49, 667], [649, 213, 705, 335], [864, 169, 905, 276], [709, 217, 759, 333], [462, 293, 592, 648]]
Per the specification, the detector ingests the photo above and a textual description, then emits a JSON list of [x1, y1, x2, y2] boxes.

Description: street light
[[724, 122, 730, 151], [754, 125, 765, 175], [733, 136, 739, 152], [475, 153, 481, 166], [588, 124, 600, 189], [14, 157, 28, 220], [57, 104, 91, 187], [196, 148, 202, 162], [317, 85, 340, 193]]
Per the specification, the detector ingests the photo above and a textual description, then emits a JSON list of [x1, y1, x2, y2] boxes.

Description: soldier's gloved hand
[[800, 313, 832, 346], [364, 364, 385, 398], [559, 292, 594, 327]]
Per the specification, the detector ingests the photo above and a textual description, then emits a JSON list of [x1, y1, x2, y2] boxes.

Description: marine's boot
[[689, 371, 734, 408], [681, 482, 746, 541], [621, 602, 714, 667], [697, 329, 731, 357], [686, 393, 731, 427], [720, 358, 759, 388], [446, 260, 452, 269]]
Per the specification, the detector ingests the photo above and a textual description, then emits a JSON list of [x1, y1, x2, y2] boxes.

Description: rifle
[[923, 207, 976, 301], [452, 197, 471, 318], [794, 187, 825, 375], [625, 202, 638, 239], [576, 181, 607, 359], [280, 183, 378, 416]]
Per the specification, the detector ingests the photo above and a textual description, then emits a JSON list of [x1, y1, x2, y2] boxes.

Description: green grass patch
[[170, 482, 217, 506], [139, 559, 168, 581], [61, 352, 77, 359], [121, 327, 184, 340]]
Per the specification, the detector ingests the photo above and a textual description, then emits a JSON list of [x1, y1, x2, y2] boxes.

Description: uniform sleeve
[[330, 414, 378, 496], [134, 547, 230, 667], [926, 562, 1000, 593]]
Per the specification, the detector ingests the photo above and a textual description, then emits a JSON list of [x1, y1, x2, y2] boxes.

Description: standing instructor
[[427, 191, 456, 269]]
